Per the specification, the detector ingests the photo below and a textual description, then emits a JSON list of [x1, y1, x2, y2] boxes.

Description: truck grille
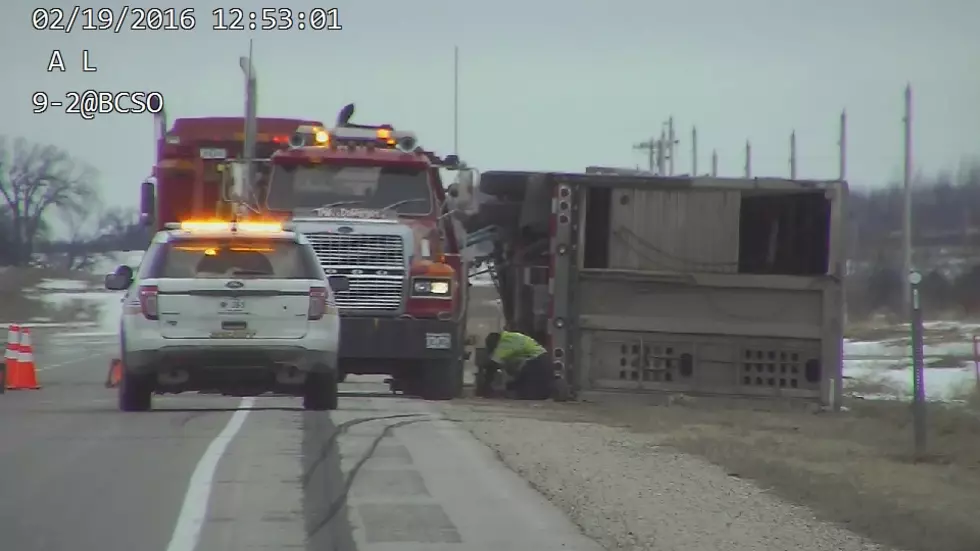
[[305, 232, 406, 311]]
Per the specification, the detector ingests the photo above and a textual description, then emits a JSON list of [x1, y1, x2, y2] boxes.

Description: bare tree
[[61, 207, 98, 271], [0, 137, 98, 265]]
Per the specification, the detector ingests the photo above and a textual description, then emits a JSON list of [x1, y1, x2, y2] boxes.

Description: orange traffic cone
[[14, 328, 40, 390], [4, 325, 22, 390], [105, 358, 123, 388]]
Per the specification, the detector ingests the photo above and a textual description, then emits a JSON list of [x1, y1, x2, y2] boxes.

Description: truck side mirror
[[139, 181, 156, 227], [328, 275, 350, 292]]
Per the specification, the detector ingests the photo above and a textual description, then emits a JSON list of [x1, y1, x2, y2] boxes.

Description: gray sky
[[3, 0, 978, 215]]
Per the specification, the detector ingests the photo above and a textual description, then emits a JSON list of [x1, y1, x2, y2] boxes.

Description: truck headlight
[[412, 278, 451, 296]]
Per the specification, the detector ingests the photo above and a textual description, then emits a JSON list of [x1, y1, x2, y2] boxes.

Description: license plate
[[210, 329, 255, 339], [220, 298, 245, 312], [199, 147, 226, 159], [425, 333, 452, 349]]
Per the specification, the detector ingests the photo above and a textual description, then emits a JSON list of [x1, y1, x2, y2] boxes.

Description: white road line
[[164, 397, 255, 551]]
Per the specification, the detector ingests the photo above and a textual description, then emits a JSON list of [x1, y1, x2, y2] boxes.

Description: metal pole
[[658, 129, 667, 175], [711, 150, 718, 177], [840, 109, 849, 330], [453, 46, 459, 155], [691, 126, 698, 176], [789, 130, 797, 179], [744, 140, 751, 178], [839, 110, 847, 180], [903, 85, 914, 318], [632, 139, 656, 172], [239, 40, 257, 193], [909, 271, 927, 460], [667, 117, 675, 175]]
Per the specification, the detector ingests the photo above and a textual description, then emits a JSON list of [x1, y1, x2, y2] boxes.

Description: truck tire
[[118, 370, 153, 412], [479, 172, 531, 200], [304, 371, 339, 411], [422, 360, 461, 401]]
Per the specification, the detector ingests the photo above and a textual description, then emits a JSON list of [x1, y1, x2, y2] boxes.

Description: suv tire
[[119, 370, 153, 412], [304, 371, 338, 411]]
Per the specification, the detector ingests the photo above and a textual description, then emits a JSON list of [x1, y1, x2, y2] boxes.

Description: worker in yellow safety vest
[[480, 331, 552, 400]]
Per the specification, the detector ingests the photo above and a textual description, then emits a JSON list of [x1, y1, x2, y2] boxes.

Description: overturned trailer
[[466, 171, 847, 406]]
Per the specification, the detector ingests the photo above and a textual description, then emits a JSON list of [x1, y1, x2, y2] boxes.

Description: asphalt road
[[0, 330, 601, 551]]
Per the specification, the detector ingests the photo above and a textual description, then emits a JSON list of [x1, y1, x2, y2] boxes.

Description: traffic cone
[[4, 325, 22, 390], [14, 328, 40, 390], [105, 358, 123, 388]]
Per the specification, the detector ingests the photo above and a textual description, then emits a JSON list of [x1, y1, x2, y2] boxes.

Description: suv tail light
[[308, 286, 327, 320], [138, 285, 159, 320]]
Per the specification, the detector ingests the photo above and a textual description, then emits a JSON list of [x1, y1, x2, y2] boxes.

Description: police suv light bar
[[166, 220, 283, 233]]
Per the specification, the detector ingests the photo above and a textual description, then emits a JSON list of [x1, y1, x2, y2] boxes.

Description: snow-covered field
[[843, 334, 980, 401]]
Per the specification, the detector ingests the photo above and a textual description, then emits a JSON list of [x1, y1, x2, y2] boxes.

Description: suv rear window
[[147, 237, 321, 279]]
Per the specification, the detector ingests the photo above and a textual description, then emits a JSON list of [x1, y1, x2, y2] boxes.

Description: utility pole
[[789, 130, 797, 179], [744, 140, 751, 177], [838, 108, 849, 407], [903, 85, 914, 318], [839, 110, 847, 181], [239, 39, 257, 191], [711, 150, 718, 176], [691, 126, 698, 176], [632, 138, 658, 173], [453, 46, 459, 155], [667, 117, 676, 175], [658, 128, 667, 175]]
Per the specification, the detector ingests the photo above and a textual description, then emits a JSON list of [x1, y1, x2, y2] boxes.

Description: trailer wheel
[[551, 378, 571, 402], [479, 172, 531, 199], [422, 360, 460, 401]]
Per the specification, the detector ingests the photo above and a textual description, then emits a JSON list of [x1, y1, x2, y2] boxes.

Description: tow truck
[[207, 104, 470, 400]]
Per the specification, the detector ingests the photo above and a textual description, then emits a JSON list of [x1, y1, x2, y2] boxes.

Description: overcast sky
[[3, 0, 978, 212]]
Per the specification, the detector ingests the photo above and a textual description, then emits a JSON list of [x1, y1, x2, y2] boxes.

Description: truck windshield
[[266, 164, 432, 214]]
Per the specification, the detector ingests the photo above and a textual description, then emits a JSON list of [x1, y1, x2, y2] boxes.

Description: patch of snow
[[35, 289, 124, 335], [469, 272, 494, 287], [50, 331, 118, 338], [843, 338, 979, 400], [91, 250, 145, 276], [35, 279, 92, 291], [0, 321, 99, 328]]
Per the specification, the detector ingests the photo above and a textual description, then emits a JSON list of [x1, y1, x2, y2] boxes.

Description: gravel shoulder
[[440, 395, 980, 551]]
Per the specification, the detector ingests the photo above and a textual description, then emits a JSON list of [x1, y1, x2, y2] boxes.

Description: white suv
[[105, 221, 348, 412]]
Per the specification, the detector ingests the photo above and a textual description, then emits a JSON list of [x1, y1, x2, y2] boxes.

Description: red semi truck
[[141, 113, 323, 229]]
